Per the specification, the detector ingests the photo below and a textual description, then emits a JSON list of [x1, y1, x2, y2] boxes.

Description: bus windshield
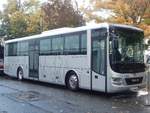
[[109, 26, 145, 73]]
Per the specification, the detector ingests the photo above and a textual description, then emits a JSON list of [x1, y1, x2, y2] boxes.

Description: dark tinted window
[[17, 41, 28, 56], [64, 34, 80, 54], [6, 31, 87, 56], [40, 38, 51, 55], [52, 36, 64, 54], [81, 33, 87, 54], [8, 42, 17, 56], [109, 26, 145, 73], [64, 31, 87, 55]]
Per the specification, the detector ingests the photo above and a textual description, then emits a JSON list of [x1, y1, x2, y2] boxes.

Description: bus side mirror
[[112, 39, 118, 49]]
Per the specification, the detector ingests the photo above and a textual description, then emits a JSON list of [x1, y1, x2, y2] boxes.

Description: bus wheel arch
[[65, 70, 79, 91], [17, 66, 24, 80]]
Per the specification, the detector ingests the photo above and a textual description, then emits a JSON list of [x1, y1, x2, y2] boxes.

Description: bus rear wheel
[[67, 72, 79, 91], [17, 68, 23, 80]]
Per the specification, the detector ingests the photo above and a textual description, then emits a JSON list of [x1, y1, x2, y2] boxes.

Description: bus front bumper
[[108, 83, 146, 93], [108, 76, 147, 93]]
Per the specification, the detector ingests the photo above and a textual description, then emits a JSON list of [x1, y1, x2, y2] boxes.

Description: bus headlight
[[112, 77, 123, 85]]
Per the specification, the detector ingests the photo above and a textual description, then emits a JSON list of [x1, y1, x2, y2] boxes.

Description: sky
[[0, 0, 7, 11], [0, 0, 85, 11]]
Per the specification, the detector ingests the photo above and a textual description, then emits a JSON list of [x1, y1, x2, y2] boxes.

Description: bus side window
[[81, 32, 87, 54], [40, 38, 51, 55], [52, 36, 64, 55], [64, 34, 80, 54], [17, 41, 28, 56], [8, 42, 17, 56]]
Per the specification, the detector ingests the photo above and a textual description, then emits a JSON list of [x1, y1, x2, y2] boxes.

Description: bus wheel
[[17, 68, 23, 80], [67, 72, 79, 91]]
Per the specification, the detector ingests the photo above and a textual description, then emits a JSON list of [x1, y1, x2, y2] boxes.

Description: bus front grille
[[125, 77, 143, 85]]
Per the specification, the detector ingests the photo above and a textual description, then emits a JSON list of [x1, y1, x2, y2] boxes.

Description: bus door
[[29, 40, 39, 79], [91, 28, 107, 92]]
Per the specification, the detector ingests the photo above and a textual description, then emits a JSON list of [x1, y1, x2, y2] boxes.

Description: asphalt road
[[0, 75, 150, 113]]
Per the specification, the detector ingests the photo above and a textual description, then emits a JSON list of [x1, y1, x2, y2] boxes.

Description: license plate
[[131, 78, 140, 83], [130, 87, 139, 91]]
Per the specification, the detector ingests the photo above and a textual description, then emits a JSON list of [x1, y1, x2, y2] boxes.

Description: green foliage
[[41, 0, 85, 30], [1, 0, 42, 40], [80, 0, 150, 36], [143, 18, 150, 25], [0, 0, 85, 40], [9, 11, 27, 38]]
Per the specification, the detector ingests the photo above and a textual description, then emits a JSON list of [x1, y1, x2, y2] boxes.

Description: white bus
[[4, 23, 146, 93]]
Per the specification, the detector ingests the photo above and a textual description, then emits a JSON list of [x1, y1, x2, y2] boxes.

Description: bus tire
[[66, 72, 79, 91], [17, 67, 23, 80]]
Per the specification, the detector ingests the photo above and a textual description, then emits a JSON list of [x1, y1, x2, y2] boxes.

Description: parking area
[[0, 75, 150, 113]]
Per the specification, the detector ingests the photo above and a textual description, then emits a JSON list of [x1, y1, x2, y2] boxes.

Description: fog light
[[112, 77, 123, 85]]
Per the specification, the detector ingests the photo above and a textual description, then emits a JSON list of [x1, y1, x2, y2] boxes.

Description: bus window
[[92, 29, 107, 75], [8, 42, 17, 56], [81, 32, 87, 54], [17, 41, 28, 56], [52, 36, 64, 55], [64, 34, 80, 54], [40, 38, 51, 55]]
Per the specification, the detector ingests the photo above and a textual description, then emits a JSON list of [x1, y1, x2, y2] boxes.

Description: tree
[[1, 0, 42, 40], [113, 0, 150, 36], [81, 0, 150, 24], [9, 11, 27, 38], [41, 0, 85, 30], [113, 0, 150, 25], [80, 0, 114, 23], [0, 0, 85, 40], [81, 0, 150, 36], [22, 0, 42, 35], [1, 0, 20, 39]]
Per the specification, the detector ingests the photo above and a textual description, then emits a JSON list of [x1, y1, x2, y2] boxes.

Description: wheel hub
[[18, 70, 23, 80], [69, 74, 78, 89]]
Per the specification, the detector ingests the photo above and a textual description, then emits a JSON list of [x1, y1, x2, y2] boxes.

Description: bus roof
[[5, 23, 143, 43]]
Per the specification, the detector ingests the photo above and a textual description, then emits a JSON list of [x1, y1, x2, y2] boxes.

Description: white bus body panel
[[4, 55, 91, 90], [107, 69, 146, 93], [39, 55, 91, 89], [4, 56, 29, 78], [92, 71, 105, 91]]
